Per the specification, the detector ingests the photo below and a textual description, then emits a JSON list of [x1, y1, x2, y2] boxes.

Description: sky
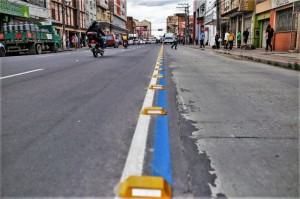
[[127, 0, 194, 37]]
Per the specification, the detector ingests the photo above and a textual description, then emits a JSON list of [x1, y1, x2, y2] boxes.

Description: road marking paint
[[152, 59, 173, 186], [120, 69, 159, 182], [0, 69, 44, 80]]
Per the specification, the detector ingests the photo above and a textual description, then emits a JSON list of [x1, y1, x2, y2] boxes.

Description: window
[[276, 8, 293, 31]]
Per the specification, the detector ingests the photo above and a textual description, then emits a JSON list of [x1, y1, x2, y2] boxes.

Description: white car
[[0, 42, 6, 57], [128, 39, 134, 45], [140, 39, 146, 44]]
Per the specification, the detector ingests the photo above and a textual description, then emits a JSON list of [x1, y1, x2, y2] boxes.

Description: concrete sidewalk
[[186, 44, 300, 71]]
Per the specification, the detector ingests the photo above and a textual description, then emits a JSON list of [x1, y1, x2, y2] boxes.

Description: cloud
[[127, 0, 193, 36]]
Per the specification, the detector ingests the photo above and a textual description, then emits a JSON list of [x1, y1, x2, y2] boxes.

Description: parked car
[[0, 42, 6, 57], [134, 39, 140, 45], [103, 34, 119, 48], [140, 39, 146, 44], [128, 39, 134, 45]]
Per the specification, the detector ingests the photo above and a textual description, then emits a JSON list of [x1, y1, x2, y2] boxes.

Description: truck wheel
[[0, 48, 5, 57], [36, 44, 42, 54]]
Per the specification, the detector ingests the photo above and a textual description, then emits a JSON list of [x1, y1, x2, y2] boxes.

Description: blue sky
[[127, 0, 194, 37]]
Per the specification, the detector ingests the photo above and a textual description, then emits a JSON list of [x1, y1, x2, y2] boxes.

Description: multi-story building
[[136, 19, 151, 39], [86, 0, 97, 26], [96, 0, 111, 34], [126, 16, 136, 35], [108, 0, 127, 38], [218, 0, 299, 51], [50, 0, 86, 47], [0, 0, 51, 29], [220, 0, 255, 46], [167, 14, 194, 44]]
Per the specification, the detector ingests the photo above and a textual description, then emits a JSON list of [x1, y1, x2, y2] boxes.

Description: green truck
[[0, 22, 62, 55]]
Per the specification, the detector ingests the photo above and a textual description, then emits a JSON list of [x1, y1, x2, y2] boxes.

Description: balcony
[[96, 0, 108, 9], [204, 11, 217, 25], [221, 0, 239, 17]]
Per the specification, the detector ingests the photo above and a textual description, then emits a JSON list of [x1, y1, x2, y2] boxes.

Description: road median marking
[[117, 45, 172, 199]]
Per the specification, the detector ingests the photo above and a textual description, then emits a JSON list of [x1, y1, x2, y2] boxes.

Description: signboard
[[0, 0, 30, 18], [272, 0, 295, 9], [239, 0, 255, 11]]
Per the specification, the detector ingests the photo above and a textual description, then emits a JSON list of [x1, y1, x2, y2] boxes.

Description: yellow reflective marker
[[149, 84, 165, 90], [155, 67, 164, 71], [119, 176, 172, 199], [141, 107, 167, 115], [153, 74, 164, 78]]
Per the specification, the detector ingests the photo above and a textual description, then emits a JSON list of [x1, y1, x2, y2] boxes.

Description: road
[[1, 45, 299, 198]]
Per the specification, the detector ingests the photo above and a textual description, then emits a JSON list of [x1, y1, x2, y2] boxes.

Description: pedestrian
[[265, 24, 274, 52], [226, 30, 235, 51], [215, 32, 220, 49], [199, 31, 205, 49], [66, 37, 70, 49], [74, 34, 78, 49], [224, 31, 229, 49], [237, 30, 241, 48], [195, 37, 198, 45], [171, 34, 178, 49], [71, 35, 75, 48], [243, 28, 249, 45]]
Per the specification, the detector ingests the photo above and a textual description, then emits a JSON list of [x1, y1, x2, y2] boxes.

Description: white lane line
[[0, 69, 44, 80], [119, 69, 159, 183]]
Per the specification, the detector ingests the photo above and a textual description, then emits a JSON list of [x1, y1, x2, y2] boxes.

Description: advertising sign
[[0, 0, 30, 18]]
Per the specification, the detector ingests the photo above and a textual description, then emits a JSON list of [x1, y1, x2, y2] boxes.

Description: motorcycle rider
[[122, 32, 128, 47], [86, 21, 105, 50]]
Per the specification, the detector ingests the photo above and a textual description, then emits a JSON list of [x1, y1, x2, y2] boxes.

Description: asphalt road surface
[[1, 44, 299, 198]]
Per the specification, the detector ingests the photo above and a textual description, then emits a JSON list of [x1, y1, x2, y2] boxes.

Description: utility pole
[[216, 0, 220, 33], [177, 3, 190, 45]]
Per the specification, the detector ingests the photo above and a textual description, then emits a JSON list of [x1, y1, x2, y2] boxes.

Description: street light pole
[[62, 0, 71, 50]]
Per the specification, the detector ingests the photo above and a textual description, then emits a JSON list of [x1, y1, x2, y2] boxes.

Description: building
[[136, 19, 151, 39], [108, 0, 127, 38], [254, 0, 299, 51], [86, 0, 97, 27], [50, 0, 86, 47], [218, 0, 299, 51], [167, 13, 194, 44], [126, 16, 136, 35], [96, 0, 111, 34]]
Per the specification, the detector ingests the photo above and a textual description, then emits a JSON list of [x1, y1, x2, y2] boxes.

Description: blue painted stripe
[[151, 66, 173, 186]]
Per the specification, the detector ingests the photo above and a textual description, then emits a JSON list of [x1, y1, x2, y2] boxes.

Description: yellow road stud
[[155, 67, 164, 71], [119, 176, 172, 199], [141, 107, 167, 115], [149, 85, 165, 90], [153, 74, 164, 78]]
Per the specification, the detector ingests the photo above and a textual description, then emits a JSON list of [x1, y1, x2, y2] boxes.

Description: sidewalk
[[186, 44, 300, 71]]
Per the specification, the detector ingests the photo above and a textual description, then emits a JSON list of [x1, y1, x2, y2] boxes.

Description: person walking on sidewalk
[[237, 31, 241, 48], [243, 28, 249, 45], [226, 30, 235, 51], [200, 31, 205, 49], [224, 31, 229, 49], [265, 24, 274, 52]]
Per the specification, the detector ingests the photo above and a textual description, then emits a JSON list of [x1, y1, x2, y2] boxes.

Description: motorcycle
[[123, 40, 128, 49], [87, 32, 104, 57]]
